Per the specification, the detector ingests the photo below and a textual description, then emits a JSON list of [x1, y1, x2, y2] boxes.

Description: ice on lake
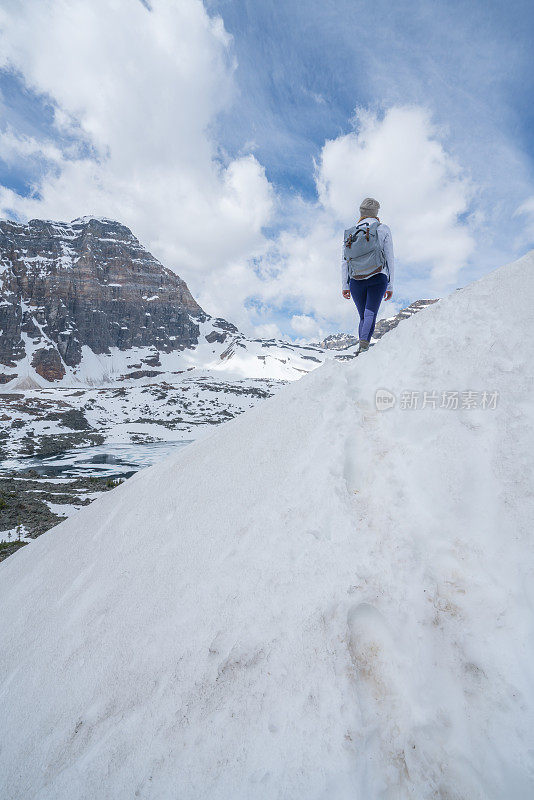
[[4, 441, 192, 480]]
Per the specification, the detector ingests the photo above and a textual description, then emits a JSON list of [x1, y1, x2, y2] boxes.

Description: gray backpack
[[343, 220, 385, 279]]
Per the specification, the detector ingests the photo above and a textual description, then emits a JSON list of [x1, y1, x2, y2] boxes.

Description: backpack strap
[[345, 220, 380, 248], [357, 220, 380, 242], [346, 222, 367, 247]]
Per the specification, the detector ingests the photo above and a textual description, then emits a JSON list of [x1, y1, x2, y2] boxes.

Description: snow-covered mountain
[[0, 217, 336, 387], [1, 251, 533, 798]]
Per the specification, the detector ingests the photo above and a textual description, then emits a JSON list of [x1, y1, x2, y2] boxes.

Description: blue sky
[[209, 0, 534, 196], [0, 0, 533, 338]]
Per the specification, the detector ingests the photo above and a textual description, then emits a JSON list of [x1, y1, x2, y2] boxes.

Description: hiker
[[341, 197, 394, 353]]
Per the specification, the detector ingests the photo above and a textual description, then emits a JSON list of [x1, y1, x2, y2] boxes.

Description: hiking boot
[[357, 339, 370, 354]]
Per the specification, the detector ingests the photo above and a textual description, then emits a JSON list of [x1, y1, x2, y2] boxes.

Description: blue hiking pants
[[349, 273, 388, 342]]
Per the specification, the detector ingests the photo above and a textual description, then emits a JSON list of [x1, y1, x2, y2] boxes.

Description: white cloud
[[253, 322, 283, 340], [0, 129, 63, 164], [514, 196, 534, 245], [240, 106, 476, 338], [0, 3, 490, 340], [290, 314, 322, 338], [0, 0, 273, 322], [316, 106, 475, 285]]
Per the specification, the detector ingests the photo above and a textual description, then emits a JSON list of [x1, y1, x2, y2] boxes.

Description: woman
[[341, 197, 394, 353]]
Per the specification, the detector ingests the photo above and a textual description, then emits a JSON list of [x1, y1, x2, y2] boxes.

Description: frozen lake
[[5, 441, 193, 480]]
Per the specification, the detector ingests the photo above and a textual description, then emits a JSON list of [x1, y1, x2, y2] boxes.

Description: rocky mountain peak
[[0, 217, 207, 382]]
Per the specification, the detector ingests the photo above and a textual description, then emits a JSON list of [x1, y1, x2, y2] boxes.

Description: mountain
[[0, 217, 328, 386], [0, 217, 204, 381], [1, 251, 532, 798]]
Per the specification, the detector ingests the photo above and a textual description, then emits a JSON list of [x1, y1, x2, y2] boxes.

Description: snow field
[[0, 252, 533, 798]]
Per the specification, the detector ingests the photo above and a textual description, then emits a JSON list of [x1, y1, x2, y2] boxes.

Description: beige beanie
[[359, 197, 380, 218]]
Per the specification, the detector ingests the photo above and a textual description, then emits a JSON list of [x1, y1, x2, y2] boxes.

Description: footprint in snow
[[346, 603, 399, 723]]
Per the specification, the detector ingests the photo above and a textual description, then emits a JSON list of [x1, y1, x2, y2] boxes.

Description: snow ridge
[[0, 252, 533, 798]]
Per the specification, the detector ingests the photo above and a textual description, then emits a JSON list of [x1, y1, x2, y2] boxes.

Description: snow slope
[[1, 252, 533, 799], [2, 323, 330, 388]]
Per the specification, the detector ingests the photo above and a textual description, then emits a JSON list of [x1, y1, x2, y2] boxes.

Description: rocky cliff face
[[0, 217, 210, 381]]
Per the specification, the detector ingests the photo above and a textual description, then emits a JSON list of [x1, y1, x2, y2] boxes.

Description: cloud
[[317, 107, 475, 285], [0, 1, 521, 342], [514, 196, 534, 245], [0, 0, 274, 322], [253, 322, 284, 340], [290, 314, 321, 338], [242, 106, 476, 336]]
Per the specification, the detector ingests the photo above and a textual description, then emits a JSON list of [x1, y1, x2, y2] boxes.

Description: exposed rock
[[212, 317, 239, 333], [58, 409, 91, 430], [373, 299, 439, 339], [31, 347, 66, 381], [0, 480, 69, 538], [0, 540, 28, 563], [30, 432, 105, 459], [141, 353, 161, 367], [0, 474, 117, 544], [205, 330, 228, 344], [316, 332, 358, 351], [0, 217, 207, 376], [120, 369, 163, 381]]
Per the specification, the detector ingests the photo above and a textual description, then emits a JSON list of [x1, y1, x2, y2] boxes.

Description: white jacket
[[341, 217, 394, 292]]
